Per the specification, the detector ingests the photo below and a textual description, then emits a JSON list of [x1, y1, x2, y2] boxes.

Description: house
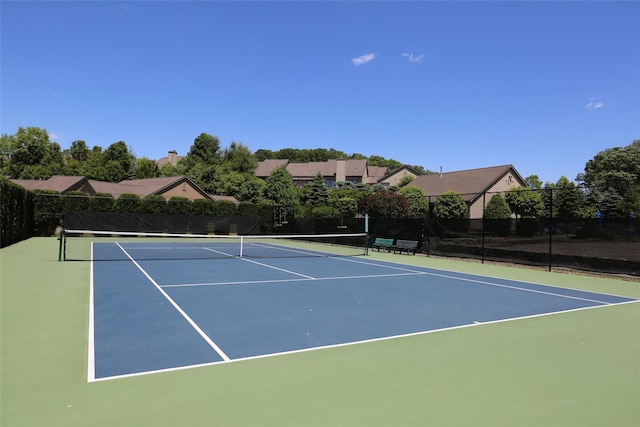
[[377, 165, 422, 187], [156, 150, 185, 168], [408, 165, 528, 218], [9, 175, 217, 202], [8, 176, 92, 194], [88, 176, 213, 201], [254, 158, 403, 188]]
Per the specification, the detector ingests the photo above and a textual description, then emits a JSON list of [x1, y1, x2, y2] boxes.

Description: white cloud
[[49, 132, 60, 140], [352, 53, 376, 66], [585, 97, 604, 110], [402, 53, 425, 63]]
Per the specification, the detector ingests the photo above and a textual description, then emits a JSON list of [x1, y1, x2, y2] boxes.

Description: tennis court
[[2, 236, 639, 427], [88, 237, 636, 381]]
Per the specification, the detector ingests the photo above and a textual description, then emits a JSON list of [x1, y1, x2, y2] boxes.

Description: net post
[[58, 229, 65, 262], [364, 214, 369, 255], [239, 236, 244, 258]]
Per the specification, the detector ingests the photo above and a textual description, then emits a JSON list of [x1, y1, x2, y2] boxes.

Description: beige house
[[408, 165, 528, 218], [156, 150, 185, 168], [255, 158, 405, 187], [9, 176, 92, 194], [378, 165, 422, 187], [9, 175, 225, 202]]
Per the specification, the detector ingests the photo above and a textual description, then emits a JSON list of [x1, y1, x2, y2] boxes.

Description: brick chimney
[[336, 159, 347, 183], [168, 150, 178, 166]]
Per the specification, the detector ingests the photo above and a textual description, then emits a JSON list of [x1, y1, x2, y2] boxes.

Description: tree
[[308, 172, 329, 208], [134, 158, 159, 179], [367, 155, 402, 171], [484, 194, 512, 236], [582, 140, 640, 195], [484, 194, 511, 219], [215, 171, 248, 199], [505, 187, 544, 219], [185, 132, 222, 166], [263, 166, 299, 220], [619, 184, 640, 218], [398, 185, 428, 217], [432, 191, 467, 219], [8, 126, 58, 178], [0, 133, 14, 173], [69, 140, 89, 161], [554, 176, 583, 218], [525, 174, 543, 189], [102, 141, 135, 181], [359, 191, 410, 218], [222, 141, 257, 174]]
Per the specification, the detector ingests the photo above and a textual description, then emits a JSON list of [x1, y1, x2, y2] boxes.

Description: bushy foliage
[[167, 196, 192, 215], [0, 177, 35, 246], [308, 172, 329, 208], [88, 193, 114, 212], [211, 200, 237, 216], [263, 166, 299, 215], [191, 198, 215, 215], [63, 191, 89, 213], [432, 191, 467, 220], [505, 187, 544, 218], [398, 186, 428, 217], [141, 194, 168, 214], [237, 201, 258, 216], [33, 190, 63, 235], [484, 194, 511, 235], [359, 191, 410, 218], [113, 194, 142, 213], [484, 194, 511, 219], [312, 205, 339, 218]]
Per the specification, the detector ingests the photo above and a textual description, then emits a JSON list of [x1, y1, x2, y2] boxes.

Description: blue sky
[[2, 1, 638, 184]]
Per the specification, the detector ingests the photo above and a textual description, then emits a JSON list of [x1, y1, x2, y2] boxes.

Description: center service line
[[115, 243, 231, 362]]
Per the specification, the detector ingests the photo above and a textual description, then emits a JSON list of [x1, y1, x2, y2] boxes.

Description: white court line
[[87, 243, 96, 382], [202, 246, 316, 279], [114, 242, 230, 362], [331, 256, 619, 305], [161, 271, 425, 288], [161, 253, 616, 305], [201, 247, 236, 258], [239, 257, 316, 279], [89, 298, 640, 382]]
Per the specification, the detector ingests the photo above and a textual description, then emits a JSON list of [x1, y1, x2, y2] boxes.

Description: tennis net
[[59, 229, 368, 261]]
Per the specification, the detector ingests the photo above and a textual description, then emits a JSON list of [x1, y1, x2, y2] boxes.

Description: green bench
[[372, 238, 395, 252], [393, 239, 419, 255]]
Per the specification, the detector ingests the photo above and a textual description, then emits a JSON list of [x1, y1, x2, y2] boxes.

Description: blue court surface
[[89, 241, 637, 381]]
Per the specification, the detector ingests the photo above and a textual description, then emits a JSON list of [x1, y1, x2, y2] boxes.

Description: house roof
[[156, 151, 186, 168], [255, 158, 384, 183], [90, 176, 212, 200], [9, 175, 217, 201], [254, 159, 289, 177], [210, 195, 240, 204], [409, 165, 526, 202], [377, 165, 422, 184], [367, 166, 389, 184], [8, 176, 89, 193]]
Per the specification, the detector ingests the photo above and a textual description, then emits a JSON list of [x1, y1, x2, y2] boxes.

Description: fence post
[[481, 193, 486, 264], [548, 188, 552, 272]]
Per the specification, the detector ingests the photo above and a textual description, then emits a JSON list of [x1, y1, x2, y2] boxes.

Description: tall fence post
[[548, 188, 553, 272], [481, 193, 486, 264]]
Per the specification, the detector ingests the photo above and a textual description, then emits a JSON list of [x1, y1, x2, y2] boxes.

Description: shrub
[[141, 194, 168, 214], [211, 200, 237, 216]]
